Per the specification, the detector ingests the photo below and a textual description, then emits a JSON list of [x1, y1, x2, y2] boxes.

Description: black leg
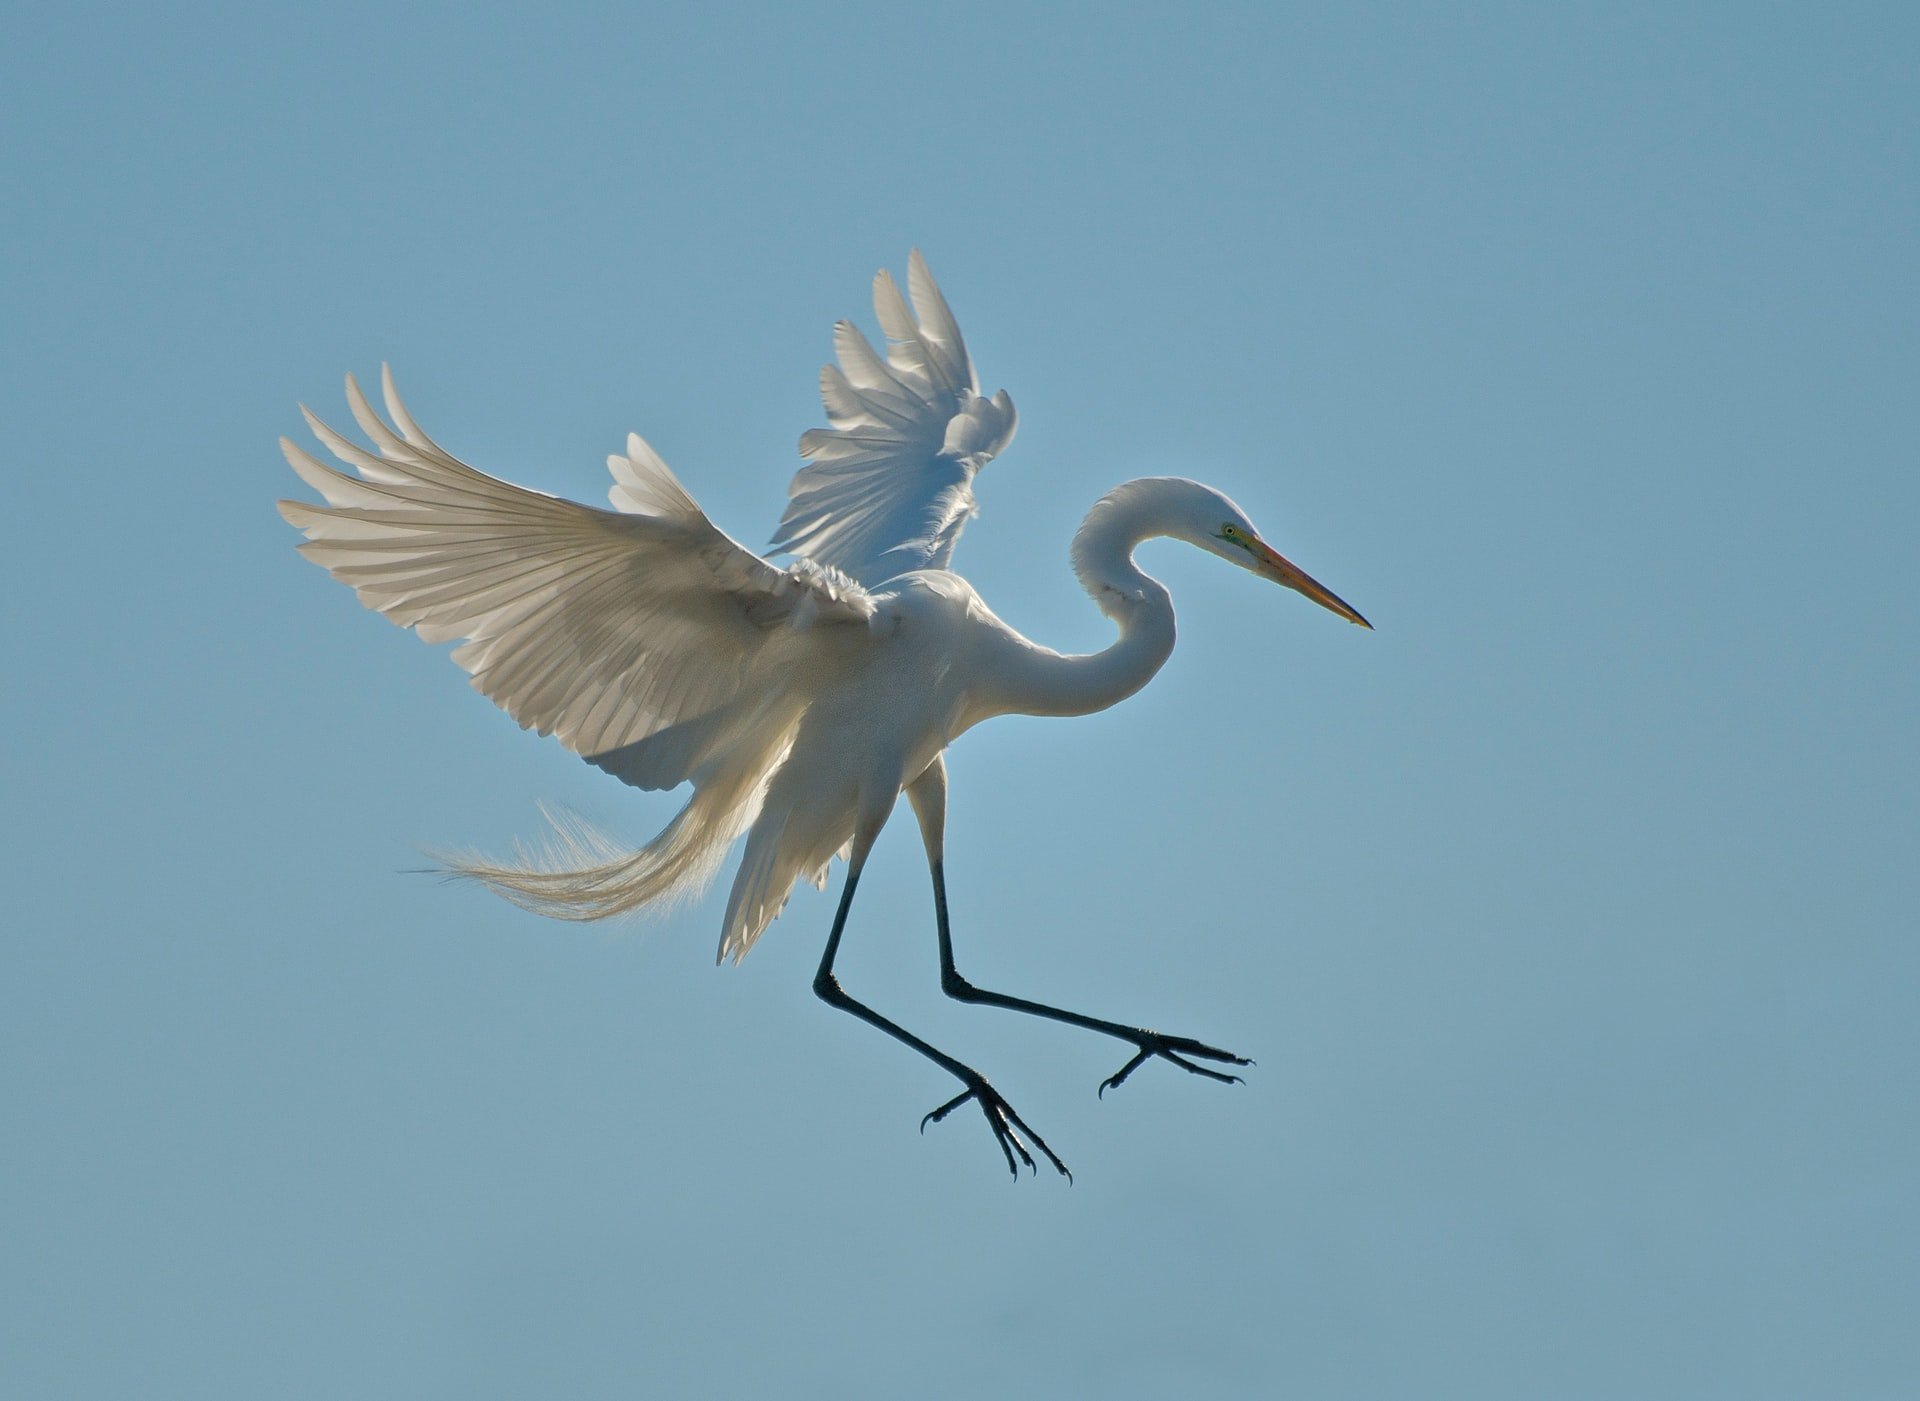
[[814, 861, 1069, 1180], [928, 859, 1253, 1096]]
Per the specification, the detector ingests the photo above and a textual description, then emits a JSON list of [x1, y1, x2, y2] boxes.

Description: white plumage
[[280, 252, 1370, 1176], [771, 252, 1017, 585]]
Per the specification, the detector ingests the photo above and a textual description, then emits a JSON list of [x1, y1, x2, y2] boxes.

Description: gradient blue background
[[4, 3, 1915, 1395]]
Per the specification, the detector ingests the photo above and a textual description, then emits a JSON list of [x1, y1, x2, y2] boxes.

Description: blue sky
[[3, 2, 1915, 1395]]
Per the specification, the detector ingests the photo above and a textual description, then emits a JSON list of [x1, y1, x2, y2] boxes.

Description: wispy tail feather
[[438, 689, 814, 936], [437, 797, 726, 923], [439, 724, 784, 922]]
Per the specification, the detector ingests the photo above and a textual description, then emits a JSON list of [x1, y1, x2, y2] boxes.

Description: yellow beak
[[1252, 538, 1372, 629]]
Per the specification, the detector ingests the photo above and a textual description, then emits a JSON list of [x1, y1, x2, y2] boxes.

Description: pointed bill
[[1252, 538, 1372, 629]]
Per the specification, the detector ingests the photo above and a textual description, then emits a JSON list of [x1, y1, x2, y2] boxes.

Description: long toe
[[921, 1078, 1070, 1181], [1100, 1031, 1253, 1095]]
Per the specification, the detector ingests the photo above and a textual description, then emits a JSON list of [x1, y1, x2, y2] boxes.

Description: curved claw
[[920, 1078, 1071, 1182], [1098, 1032, 1254, 1097], [1098, 1048, 1152, 1098], [920, 1089, 972, 1134]]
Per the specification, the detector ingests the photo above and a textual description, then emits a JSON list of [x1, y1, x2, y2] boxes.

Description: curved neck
[[992, 483, 1183, 719]]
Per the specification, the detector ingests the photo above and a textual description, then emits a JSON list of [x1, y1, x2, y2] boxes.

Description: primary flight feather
[[280, 251, 1369, 1178]]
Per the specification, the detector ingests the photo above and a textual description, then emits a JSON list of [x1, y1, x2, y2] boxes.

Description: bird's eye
[[1221, 524, 1239, 541]]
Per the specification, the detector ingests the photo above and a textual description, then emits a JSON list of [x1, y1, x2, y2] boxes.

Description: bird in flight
[[279, 252, 1370, 1178]]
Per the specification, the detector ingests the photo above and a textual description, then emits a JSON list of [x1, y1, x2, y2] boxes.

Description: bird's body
[[281, 253, 1368, 1176], [726, 570, 982, 956], [720, 505, 1183, 958]]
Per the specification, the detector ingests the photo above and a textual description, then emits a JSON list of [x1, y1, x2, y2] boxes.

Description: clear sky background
[[3, 3, 1915, 1396]]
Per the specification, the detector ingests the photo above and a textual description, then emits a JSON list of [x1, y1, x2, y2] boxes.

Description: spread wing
[[278, 368, 874, 791], [768, 250, 1017, 587]]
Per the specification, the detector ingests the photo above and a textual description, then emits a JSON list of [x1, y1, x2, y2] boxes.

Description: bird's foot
[[921, 1075, 1071, 1182], [1098, 1031, 1253, 1097]]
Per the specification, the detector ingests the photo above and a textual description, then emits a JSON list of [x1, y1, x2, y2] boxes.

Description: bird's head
[[1171, 481, 1372, 629]]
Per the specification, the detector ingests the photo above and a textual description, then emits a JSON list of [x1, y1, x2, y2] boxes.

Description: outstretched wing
[[768, 250, 1017, 587], [278, 368, 874, 791]]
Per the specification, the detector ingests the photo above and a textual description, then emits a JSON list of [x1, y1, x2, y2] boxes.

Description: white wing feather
[[278, 367, 875, 792], [769, 251, 1017, 586]]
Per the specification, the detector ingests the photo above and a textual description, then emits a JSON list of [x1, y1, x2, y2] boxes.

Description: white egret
[[279, 252, 1369, 1177]]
